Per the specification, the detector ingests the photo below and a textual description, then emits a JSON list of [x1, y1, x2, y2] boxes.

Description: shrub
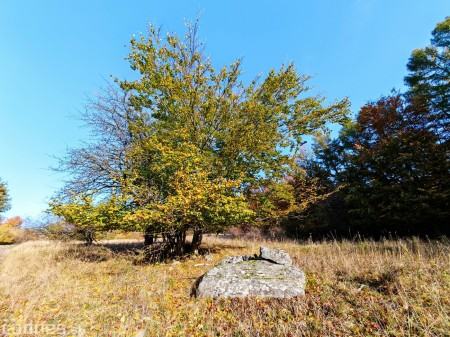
[[0, 217, 23, 244], [39, 220, 79, 242]]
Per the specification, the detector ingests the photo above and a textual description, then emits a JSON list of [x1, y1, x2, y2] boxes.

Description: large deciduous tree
[[53, 20, 350, 253], [341, 95, 448, 234], [120, 20, 349, 249]]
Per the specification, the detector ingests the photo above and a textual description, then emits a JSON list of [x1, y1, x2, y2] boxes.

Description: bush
[[0, 225, 17, 244], [39, 220, 79, 242], [0, 217, 23, 244]]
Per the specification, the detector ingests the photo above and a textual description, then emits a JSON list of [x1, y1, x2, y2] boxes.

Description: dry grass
[[0, 237, 449, 336]]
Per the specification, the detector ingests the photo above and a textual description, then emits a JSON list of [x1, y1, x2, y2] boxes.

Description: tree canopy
[[52, 20, 350, 250], [120, 21, 349, 184]]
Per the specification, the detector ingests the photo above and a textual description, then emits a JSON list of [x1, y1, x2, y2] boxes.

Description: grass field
[[0, 236, 449, 336]]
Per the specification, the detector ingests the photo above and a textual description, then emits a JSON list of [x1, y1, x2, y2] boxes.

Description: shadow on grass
[[55, 241, 143, 263], [61, 237, 248, 264], [100, 241, 145, 254]]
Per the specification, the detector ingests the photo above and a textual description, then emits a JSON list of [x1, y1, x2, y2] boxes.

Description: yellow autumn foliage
[[0, 217, 23, 244]]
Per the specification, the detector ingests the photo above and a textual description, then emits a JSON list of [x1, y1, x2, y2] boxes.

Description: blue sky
[[1, 0, 449, 219]]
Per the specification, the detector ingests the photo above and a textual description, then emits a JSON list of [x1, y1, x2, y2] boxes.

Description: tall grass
[[0, 237, 449, 336]]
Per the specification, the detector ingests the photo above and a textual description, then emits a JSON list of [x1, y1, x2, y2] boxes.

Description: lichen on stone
[[193, 247, 305, 299]]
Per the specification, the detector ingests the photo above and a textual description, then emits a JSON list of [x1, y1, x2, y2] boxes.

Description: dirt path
[[0, 244, 16, 259]]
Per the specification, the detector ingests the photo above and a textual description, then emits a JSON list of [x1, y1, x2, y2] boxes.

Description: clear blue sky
[[1, 0, 449, 219]]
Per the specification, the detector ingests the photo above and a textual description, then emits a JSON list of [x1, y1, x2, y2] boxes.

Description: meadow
[[0, 236, 449, 336]]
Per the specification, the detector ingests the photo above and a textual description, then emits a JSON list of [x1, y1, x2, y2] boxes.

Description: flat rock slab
[[260, 246, 292, 266], [194, 247, 305, 299]]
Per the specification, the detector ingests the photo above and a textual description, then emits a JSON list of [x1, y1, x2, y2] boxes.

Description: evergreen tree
[[405, 16, 450, 142]]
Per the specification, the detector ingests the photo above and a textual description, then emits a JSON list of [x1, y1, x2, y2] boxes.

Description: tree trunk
[[84, 230, 94, 245], [144, 230, 154, 246], [175, 231, 187, 256], [191, 230, 203, 251]]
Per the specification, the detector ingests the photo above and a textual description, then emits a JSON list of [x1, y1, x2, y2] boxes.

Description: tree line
[[2, 17, 447, 253], [288, 17, 450, 238], [51, 17, 449, 249]]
